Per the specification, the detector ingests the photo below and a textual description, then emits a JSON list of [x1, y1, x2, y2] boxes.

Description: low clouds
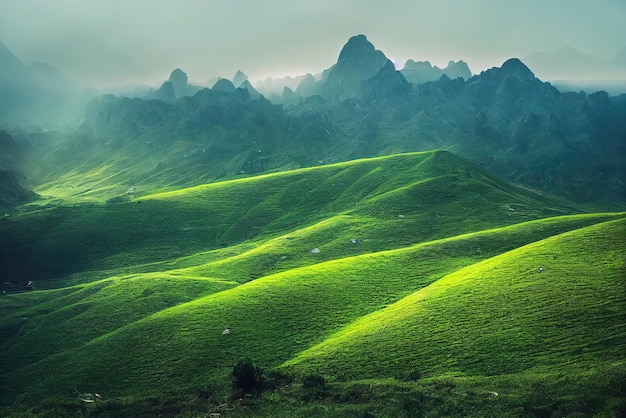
[[0, 0, 623, 87]]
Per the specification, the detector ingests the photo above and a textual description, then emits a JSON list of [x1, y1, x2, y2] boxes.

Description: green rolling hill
[[1, 151, 624, 416], [284, 218, 626, 378], [1, 150, 580, 285]]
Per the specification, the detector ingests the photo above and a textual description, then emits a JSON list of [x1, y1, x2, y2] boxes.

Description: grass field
[[1, 151, 624, 416]]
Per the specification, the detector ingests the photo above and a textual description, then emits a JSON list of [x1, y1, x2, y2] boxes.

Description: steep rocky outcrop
[[232, 70, 248, 87], [401, 60, 472, 85], [321, 34, 389, 100], [212, 78, 237, 93], [155, 68, 201, 103], [294, 73, 321, 98]]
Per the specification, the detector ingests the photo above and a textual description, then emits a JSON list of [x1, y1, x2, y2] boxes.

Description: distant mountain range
[[75, 35, 626, 203], [0, 35, 625, 214], [0, 42, 94, 130]]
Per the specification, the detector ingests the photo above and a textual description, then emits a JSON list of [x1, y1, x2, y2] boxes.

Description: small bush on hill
[[303, 373, 326, 389], [231, 358, 265, 395], [397, 368, 422, 381]]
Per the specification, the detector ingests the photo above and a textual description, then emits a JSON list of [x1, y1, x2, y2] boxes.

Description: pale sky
[[0, 0, 624, 88]]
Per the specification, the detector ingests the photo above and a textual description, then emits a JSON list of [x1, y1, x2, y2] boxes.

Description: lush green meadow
[[1, 151, 624, 416]]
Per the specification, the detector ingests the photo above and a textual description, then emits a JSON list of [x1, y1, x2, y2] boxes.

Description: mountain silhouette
[[322, 34, 389, 100], [4, 35, 625, 204], [401, 59, 471, 85]]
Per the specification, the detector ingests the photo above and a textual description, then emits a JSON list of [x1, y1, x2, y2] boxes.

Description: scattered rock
[[76, 392, 102, 403], [311, 248, 320, 254]]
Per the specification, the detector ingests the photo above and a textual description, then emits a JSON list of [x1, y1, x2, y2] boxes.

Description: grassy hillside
[[1, 150, 580, 285], [0, 151, 624, 416], [284, 218, 626, 379]]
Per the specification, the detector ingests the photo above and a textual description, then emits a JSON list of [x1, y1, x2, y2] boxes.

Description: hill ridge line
[[281, 217, 626, 369], [79, 213, 624, 344], [140, 150, 441, 200], [172, 211, 625, 278]]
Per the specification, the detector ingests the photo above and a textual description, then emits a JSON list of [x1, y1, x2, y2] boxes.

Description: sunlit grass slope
[[283, 218, 626, 383], [1, 150, 624, 415], [2, 150, 581, 284], [1, 214, 622, 405], [30, 125, 237, 202], [0, 274, 236, 373]]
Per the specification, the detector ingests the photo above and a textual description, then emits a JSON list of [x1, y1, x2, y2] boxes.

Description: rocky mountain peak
[[233, 70, 248, 87], [323, 34, 389, 100], [212, 78, 236, 93], [169, 68, 188, 84], [401, 59, 472, 85], [337, 34, 377, 63], [359, 59, 411, 107], [169, 68, 191, 97], [239, 79, 262, 100], [444, 60, 472, 80], [499, 58, 535, 80]]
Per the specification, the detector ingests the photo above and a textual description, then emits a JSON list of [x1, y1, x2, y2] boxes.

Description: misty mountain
[[3, 35, 625, 208], [0, 130, 38, 212], [401, 59, 472, 85], [254, 74, 310, 101], [321, 34, 389, 100], [0, 41, 94, 129], [153, 68, 203, 103], [551, 79, 626, 97], [239, 79, 263, 100], [232, 70, 248, 87], [63, 36, 625, 205]]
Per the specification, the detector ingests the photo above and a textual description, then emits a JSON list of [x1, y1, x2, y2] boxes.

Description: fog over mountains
[[524, 46, 626, 81], [0, 34, 625, 216]]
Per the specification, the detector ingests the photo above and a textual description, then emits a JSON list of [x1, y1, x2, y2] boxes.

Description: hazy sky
[[0, 0, 624, 88]]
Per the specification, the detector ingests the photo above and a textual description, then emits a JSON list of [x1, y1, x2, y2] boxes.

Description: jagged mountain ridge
[[2, 35, 624, 207], [69, 35, 626, 204], [401, 59, 472, 85]]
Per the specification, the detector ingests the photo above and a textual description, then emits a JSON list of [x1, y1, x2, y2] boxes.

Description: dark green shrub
[[302, 373, 326, 389], [231, 358, 265, 394], [406, 369, 422, 381], [301, 373, 328, 401]]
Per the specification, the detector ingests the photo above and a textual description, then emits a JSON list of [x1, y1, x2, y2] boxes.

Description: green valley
[[1, 151, 624, 417], [1, 29, 625, 417]]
